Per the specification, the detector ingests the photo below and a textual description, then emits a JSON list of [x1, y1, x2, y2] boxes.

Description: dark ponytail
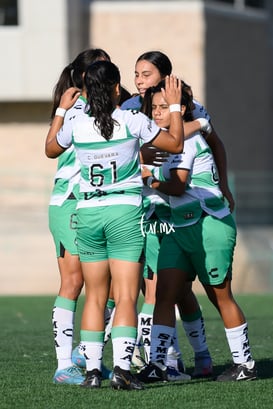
[[84, 60, 121, 141], [50, 48, 111, 120]]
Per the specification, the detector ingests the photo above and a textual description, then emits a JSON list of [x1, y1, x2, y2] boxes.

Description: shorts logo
[[208, 267, 219, 278], [79, 250, 95, 255]]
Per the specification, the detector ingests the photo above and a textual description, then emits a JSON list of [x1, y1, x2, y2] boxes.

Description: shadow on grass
[[134, 360, 273, 392], [255, 358, 273, 379], [183, 358, 273, 382], [206, 359, 273, 381]]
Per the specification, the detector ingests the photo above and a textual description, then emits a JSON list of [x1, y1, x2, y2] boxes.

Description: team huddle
[[45, 49, 257, 390]]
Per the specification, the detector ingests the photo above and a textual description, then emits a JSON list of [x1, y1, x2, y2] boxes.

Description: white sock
[[166, 325, 182, 369], [150, 325, 175, 366], [111, 326, 137, 371], [183, 317, 208, 354], [80, 330, 105, 372], [225, 322, 252, 364], [138, 303, 154, 363], [52, 297, 76, 370]]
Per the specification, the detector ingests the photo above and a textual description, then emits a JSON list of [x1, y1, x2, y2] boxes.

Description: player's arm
[[45, 87, 80, 158], [140, 118, 211, 166], [150, 75, 184, 154], [142, 165, 187, 196], [205, 124, 235, 212]]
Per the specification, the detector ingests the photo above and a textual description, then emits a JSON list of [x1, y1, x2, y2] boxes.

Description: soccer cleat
[[81, 369, 102, 388], [135, 362, 168, 383], [111, 366, 144, 390], [53, 365, 85, 385], [72, 346, 113, 379], [192, 355, 213, 378], [72, 346, 85, 368], [216, 361, 257, 382], [167, 366, 191, 381]]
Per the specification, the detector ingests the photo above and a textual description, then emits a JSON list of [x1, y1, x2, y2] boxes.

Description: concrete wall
[[0, 0, 91, 102], [0, 0, 67, 101], [89, 1, 206, 103], [205, 3, 273, 173], [203, 3, 273, 223]]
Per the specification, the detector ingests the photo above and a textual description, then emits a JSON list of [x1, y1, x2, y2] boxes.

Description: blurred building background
[[1, 0, 273, 294]]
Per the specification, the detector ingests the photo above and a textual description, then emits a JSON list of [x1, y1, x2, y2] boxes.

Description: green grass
[[1, 294, 273, 409]]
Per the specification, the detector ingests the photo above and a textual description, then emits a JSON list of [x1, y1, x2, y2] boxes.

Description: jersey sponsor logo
[[170, 154, 183, 165]]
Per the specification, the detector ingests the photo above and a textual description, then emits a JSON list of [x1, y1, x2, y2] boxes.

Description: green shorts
[[76, 205, 145, 262], [143, 218, 167, 279], [158, 214, 236, 285], [48, 200, 78, 257], [143, 229, 160, 279]]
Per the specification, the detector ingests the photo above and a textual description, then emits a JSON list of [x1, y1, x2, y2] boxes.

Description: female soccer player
[[48, 48, 113, 385], [122, 50, 214, 378], [137, 79, 257, 383], [45, 61, 184, 390]]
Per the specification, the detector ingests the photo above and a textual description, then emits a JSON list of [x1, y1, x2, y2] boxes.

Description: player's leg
[[203, 279, 256, 381], [49, 203, 84, 385], [134, 229, 159, 366], [105, 205, 145, 390], [137, 233, 191, 383], [198, 214, 256, 381], [80, 259, 110, 388], [176, 283, 213, 378]]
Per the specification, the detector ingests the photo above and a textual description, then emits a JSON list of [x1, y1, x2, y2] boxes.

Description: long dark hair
[[50, 48, 111, 119], [136, 51, 172, 77], [84, 60, 121, 141], [141, 79, 194, 122]]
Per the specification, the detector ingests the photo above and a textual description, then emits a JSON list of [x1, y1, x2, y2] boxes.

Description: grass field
[[1, 294, 272, 409]]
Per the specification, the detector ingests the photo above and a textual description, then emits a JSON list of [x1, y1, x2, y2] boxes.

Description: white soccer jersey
[[160, 132, 230, 227], [56, 108, 161, 208], [142, 99, 211, 220], [49, 97, 87, 206]]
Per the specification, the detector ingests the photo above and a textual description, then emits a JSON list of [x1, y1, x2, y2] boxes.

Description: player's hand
[[141, 143, 169, 166], [161, 75, 181, 106], [59, 87, 81, 110], [197, 118, 212, 135]]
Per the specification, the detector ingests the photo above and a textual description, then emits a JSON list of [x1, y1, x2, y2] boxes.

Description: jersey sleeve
[[124, 110, 161, 144], [192, 99, 211, 122], [56, 119, 73, 148], [56, 98, 86, 148], [169, 140, 195, 171]]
